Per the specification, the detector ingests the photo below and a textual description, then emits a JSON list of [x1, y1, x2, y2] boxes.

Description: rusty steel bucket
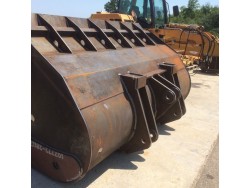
[[31, 13, 191, 182]]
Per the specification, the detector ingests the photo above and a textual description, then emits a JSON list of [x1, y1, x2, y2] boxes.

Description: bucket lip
[[72, 103, 93, 175], [59, 69, 93, 175]]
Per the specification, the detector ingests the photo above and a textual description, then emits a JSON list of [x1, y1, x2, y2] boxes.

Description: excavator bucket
[[31, 13, 191, 182]]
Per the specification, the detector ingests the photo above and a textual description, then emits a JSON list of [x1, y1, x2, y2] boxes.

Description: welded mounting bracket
[[120, 73, 158, 153], [156, 62, 186, 124]]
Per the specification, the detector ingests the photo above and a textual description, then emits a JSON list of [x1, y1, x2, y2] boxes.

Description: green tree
[[198, 5, 219, 36], [188, 0, 200, 10], [119, 0, 130, 14], [170, 0, 219, 36], [104, 0, 119, 12], [182, 0, 200, 19]]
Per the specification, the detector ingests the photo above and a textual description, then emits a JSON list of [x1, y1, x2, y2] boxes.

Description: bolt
[[52, 162, 59, 170]]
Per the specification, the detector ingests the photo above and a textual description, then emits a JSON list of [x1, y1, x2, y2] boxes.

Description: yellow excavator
[[91, 0, 219, 72]]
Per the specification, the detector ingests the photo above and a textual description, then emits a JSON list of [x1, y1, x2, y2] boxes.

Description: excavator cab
[[118, 0, 168, 28]]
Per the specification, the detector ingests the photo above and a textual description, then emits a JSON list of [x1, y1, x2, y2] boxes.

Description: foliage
[[188, 0, 200, 10], [103, 0, 219, 37], [104, 0, 119, 12], [171, 1, 219, 37]]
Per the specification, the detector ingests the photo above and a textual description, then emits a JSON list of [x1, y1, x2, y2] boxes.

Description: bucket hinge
[[152, 63, 186, 124], [120, 73, 158, 153]]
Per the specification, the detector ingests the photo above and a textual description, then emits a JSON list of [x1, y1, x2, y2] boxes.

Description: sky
[[31, 0, 219, 18]]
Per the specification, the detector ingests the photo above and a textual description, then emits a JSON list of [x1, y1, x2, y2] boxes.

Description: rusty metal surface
[[31, 141, 82, 182], [31, 13, 191, 182]]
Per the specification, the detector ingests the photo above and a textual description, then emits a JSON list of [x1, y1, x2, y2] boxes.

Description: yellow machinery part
[[149, 28, 219, 58], [91, 12, 134, 22]]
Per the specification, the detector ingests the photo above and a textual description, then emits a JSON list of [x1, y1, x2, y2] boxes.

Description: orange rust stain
[[65, 72, 94, 79]]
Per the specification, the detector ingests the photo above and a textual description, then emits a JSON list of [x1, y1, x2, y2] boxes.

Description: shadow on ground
[[31, 124, 176, 188], [71, 151, 146, 187], [32, 150, 145, 188], [191, 82, 211, 89], [158, 124, 175, 135]]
